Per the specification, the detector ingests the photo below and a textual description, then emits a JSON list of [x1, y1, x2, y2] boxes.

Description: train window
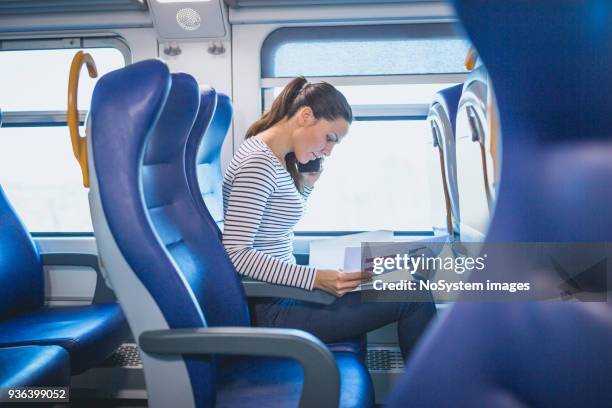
[[298, 120, 433, 232], [0, 40, 128, 233], [262, 25, 469, 233]]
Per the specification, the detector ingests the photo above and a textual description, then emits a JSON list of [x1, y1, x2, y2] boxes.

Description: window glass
[[0, 126, 92, 232], [296, 120, 432, 232], [262, 24, 470, 78], [0, 47, 124, 111], [272, 39, 469, 77], [0, 45, 126, 233], [269, 82, 460, 232]]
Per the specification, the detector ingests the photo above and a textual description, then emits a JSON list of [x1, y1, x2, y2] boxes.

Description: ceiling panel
[[0, 0, 148, 15]]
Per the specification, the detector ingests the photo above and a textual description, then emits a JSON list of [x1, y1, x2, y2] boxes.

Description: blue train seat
[[0, 345, 70, 388], [0, 186, 128, 373], [427, 84, 463, 237], [387, 1, 612, 407], [87, 59, 373, 407]]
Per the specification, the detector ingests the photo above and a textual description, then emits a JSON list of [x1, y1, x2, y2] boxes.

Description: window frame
[[0, 36, 130, 235]]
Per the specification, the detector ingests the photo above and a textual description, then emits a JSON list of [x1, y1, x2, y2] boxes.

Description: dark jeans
[[250, 290, 437, 361]]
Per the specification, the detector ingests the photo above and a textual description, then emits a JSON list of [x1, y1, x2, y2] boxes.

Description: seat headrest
[[143, 72, 201, 165], [431, 83, 463, 137], [187, 87, 218, 166], [197, 92, 232, 165]]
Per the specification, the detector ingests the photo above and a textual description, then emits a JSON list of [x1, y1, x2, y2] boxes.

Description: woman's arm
[[223, 155, 317, 290]]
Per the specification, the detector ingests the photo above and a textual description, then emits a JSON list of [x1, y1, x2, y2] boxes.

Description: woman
[[222, 76, 436, 360]]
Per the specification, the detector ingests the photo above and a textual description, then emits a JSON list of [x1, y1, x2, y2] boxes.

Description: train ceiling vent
[[148, 0, 229, 40]]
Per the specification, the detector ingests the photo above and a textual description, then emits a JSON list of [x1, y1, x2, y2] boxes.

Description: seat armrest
[[139, 327, 340, 408], [241, 278, 335, 305], [40, 252, 116, 304]]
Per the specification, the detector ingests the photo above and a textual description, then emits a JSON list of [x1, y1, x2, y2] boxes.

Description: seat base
[[326, 336, 367, 362], [0, 345, 70, 388], [217, 351, 374, 408], [0, 304, 129, 373]]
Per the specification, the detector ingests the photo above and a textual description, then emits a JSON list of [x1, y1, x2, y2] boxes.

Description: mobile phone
[[297, 158, 321, 173]]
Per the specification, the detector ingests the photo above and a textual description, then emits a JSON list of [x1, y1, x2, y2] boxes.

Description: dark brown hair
[[245, 76, 352, 192]]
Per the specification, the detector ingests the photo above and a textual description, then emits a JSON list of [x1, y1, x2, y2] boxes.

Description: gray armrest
[[241, 278, 335, 305], [139, 327, 340, 408], [40, 253, 116, 304]]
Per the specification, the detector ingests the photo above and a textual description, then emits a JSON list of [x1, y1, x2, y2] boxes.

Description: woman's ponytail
[[245, 76, 308, 138]]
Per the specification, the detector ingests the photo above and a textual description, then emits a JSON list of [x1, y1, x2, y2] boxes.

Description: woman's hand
[[314, 269, 372, 297], [302, 157, 324, 187], [302, 171, 322, 187]]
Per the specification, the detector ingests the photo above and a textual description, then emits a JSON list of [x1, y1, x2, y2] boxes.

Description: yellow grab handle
[[465, 47, 478, 71], [68, 51, 98, 187]]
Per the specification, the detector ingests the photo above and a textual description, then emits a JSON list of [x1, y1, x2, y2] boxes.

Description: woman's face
[[293, 107, 350, 164]]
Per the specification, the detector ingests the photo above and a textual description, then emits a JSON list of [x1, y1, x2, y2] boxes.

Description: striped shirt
[[222, 137, 317, 290]]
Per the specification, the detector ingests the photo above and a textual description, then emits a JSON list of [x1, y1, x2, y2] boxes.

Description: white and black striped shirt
[[222, 137, 316, 290]]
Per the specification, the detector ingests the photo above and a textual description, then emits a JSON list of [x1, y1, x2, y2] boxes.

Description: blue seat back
[[387, 1, 612, 407], [184, 87, 218, 238], [187, 92, 233, 234], [1, 100, 44, 319], [0, 186, 44, 319], [458, 1, 612, 243], [89, 60, 249, 407]]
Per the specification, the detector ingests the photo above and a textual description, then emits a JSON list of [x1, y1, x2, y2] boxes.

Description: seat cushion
[[0, 304, 129, 373], [326, 336, 367, 362], [0, 345, 70, 387], [217, 352, 374, 408]]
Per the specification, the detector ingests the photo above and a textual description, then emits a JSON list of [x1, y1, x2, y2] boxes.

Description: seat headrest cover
[[462, 64, 488, 93], [433, 83, 463, 135]]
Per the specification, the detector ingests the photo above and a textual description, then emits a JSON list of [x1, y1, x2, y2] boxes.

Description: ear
[[297, 106, 316, 126]]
